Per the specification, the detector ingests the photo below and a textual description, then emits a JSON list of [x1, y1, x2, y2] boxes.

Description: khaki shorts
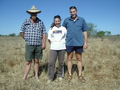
[[25, 44, 42, 61]]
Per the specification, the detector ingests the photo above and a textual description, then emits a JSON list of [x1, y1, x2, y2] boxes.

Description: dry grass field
[[0, 36, 120, 90]]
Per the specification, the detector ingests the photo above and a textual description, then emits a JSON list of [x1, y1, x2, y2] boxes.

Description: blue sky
[[0, 0, 120, 35]]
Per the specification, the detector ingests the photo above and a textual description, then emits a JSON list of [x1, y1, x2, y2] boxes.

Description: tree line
[[87, 23, 112, 37], [0, 23, 120, 37], [0, 33, 20, 37]]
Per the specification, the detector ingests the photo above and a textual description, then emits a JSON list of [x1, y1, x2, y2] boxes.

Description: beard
[[71, 15, 77, 19], [31, 16, 37, 21]]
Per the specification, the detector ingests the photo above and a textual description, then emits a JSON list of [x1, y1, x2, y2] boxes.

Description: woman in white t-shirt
[[47, 15, 67, 82]]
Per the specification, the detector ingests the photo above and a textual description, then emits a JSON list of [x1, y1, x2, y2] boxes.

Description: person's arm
[[20, 20, 26, 39], [83, 31, 88, 49], [42, 33, 46, 50], [20, 32, 24, 39], [82, 18, 88, 49], [40, 21, 46, 50]]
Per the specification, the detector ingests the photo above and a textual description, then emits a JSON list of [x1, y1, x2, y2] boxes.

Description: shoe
[[78, 76, 86, 83], [47, 80, 52, 83], [67, 75, 72, 82], [58, 77, 63, 81], [35, 77, 40, 81]]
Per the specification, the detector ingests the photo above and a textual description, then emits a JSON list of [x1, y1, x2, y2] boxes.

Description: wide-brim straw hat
[[26, 5, 41, 14]]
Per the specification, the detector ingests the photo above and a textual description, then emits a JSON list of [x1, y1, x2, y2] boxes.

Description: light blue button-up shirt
[[62, 17, 88, 46]]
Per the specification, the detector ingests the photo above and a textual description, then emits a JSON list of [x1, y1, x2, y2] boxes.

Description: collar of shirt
[[29, 17, 41, 23], [69, 16, 79, 21]]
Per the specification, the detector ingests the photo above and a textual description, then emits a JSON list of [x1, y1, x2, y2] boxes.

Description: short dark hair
[[69, 6, 77, 11]]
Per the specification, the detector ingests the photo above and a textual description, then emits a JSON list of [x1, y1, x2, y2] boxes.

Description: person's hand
[[83, 42, 88, 49], [42, 44, 46, 50]]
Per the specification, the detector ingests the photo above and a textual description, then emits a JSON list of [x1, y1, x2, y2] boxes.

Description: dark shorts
[[66, 46, 83, 53], [25, 44, 42, 61]]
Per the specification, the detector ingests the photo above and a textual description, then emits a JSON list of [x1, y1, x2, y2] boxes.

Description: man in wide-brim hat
[[20, 6, 46, 81]]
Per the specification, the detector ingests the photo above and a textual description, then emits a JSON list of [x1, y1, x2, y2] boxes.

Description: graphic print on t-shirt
[[53, 30, 62, 34]]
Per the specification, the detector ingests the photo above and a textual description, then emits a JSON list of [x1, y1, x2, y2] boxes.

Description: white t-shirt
[[48, 26, 67, 50]]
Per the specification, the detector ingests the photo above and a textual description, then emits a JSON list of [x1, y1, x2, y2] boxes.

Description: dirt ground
[[0, 36, 120, 90]]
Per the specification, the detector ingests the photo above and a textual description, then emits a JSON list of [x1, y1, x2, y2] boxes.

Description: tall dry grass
[[0, 36, 120, 90]]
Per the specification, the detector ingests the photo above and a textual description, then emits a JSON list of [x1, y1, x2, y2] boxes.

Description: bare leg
[[75, 52, 82, 76], [75, 52, 86, 82], [34, 59, 39, 78], [22, 61, 32, 80], [67, 52, 74, 76]]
